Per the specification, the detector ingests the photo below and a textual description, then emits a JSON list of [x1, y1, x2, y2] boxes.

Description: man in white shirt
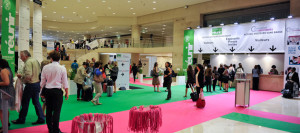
[[40, 50, 69, 133]]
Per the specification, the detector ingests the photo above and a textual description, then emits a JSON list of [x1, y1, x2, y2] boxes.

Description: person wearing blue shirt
[[71, 60, 79, 72]]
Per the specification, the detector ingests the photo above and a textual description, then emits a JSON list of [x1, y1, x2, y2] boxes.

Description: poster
[[47, 41, 54, 52], [116, 53, 131, 90], [194, 19, 285, 53], [284, 18, 300, 76], [1, 0, 16, 75], [182, 30, 194, 76]]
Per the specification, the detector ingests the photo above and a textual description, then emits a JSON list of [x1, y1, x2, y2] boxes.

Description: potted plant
[[176, 68, 186, 85], [138, 67, 143, 82]]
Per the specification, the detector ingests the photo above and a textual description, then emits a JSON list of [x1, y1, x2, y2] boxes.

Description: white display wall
[[210, 54, 284, 74], [146, 56, 157, 76]]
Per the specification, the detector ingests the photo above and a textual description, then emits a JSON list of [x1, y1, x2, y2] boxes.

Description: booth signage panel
[[194, 20, 285, 53], [182, 30, 194, 75], [284, 18, 300, 73], [116, 53, 131, 90], [1, 0, 16, 75]]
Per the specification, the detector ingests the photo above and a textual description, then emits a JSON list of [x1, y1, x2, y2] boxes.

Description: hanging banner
[[1, 0, 16, 75], [284, 18, 300, 75], [194, 19, 285, 53], [182, 30, 194, 75], [116, 53, 131, 90]]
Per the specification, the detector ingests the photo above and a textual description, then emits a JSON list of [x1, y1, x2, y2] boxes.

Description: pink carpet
[[10, 90, 282, 133], [129, 77, 163, 87]]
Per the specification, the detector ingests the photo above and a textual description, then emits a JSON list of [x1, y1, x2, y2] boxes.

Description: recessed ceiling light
[[86, 6, 89, 8], [92, 12, 95, 14], [163, 24, 166, 27], [69, 20, 72, 21], [53, 11, 56, 13], [109, 27, 112, 28], [153, 8, 156, 10], [63, 33, 66, 34], [102, 0, 106, 2], [153, 1, 156, 3], [145, 28, 148, 29], [133, 13, 136, 15], [113, 13, 116, 15], [61, 16, 64, 19], [130, 8, 133, 10], [53, 20, 56, 21], [101, 30, 104, 31], [128, 0, 131, 2], [73, 12, 76, 14], [52, 0, 56, 1], [64, 6, 67, 8], [57, 31, 59, 32], [129, 30, 132, 31]]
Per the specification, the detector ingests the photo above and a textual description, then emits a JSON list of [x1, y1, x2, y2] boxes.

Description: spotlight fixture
[[234, 22, 238, 25], [288, 15, 293, 19], [196, 26, 201, 29], [251, 19, 256, 23], [270, 17, 275, 21], [187, 27, 192, 30], [220, 23, 224, 26]]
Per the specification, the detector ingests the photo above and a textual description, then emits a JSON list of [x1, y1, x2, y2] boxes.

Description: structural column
[[33, 4, 43, 63], [172, 20, 186, 72], [18, 0, 30, 70], [131, 53, 140, 65], [131, 25, 141, 48]]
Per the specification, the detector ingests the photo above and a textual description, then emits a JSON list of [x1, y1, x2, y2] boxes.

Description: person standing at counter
[[252, 65, 263, 90], [236, 63, 244, 73], [218, 64, 225, 90], [269, 65, 279, 75]]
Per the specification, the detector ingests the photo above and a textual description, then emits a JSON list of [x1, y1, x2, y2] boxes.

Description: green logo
[[4, 0, 11, 11], [212, 28, 222, 35], [117, 54, 121, 57]]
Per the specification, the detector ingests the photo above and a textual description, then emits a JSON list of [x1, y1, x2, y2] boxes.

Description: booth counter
[[245, 74, 284, 92]]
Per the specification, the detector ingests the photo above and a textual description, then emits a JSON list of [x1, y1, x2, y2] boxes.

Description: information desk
[[246, 74, 284, 92]]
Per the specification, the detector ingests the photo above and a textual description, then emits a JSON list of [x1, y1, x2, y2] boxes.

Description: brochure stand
[[0, 90, 13, 133], [235, 73, 250, 107]]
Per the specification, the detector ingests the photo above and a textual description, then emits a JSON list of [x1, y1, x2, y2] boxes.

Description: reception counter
[[245, 74, 284, 92]]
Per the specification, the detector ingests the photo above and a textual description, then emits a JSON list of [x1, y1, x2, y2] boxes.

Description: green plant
[[177, 69, 185, 76], [139, 68, 143, 74]]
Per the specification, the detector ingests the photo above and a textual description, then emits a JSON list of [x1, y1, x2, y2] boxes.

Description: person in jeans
[[110, 62, 119, 93], [212, 66, 218, 91], [184, 65, 195, 97], [12, 50, 45, 125], [196, 64, 204, 96], [40, 50, 69, 133], [163, 62, 172, 100], [204, 65, 212, 92], [91, 62, 103, 105], [74, 62, 89, 100]]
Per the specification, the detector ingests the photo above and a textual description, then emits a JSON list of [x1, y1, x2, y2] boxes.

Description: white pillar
[[33, 4, 43, 63], [18, 0, 30, 70]]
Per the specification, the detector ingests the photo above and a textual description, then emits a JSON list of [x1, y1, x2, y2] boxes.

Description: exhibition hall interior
[[0, 0, 300, 133]]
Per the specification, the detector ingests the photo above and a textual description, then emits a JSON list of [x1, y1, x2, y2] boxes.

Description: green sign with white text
[[182, 30, 194, 76], [1, 0, 16, 75], [212, 27, 222, 35]]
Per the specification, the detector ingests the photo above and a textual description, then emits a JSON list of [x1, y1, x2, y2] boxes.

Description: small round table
[[71, 113, 113, 133], [128, 105, 162, 133]]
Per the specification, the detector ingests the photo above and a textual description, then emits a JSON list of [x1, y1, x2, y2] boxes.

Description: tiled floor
[[249, 96, 300, 117], [176, 118, 288, 133]]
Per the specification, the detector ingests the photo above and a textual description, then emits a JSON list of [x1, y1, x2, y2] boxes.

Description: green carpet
[[221, 112, 300, 133], [6, 84, 234, 130]]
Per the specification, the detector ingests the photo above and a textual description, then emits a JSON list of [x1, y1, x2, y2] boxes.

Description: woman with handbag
[[152, 62, 161, 92], [223, 65, 230, 92], [91, 62, 104, 105], [196, 64, 204, 96]]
